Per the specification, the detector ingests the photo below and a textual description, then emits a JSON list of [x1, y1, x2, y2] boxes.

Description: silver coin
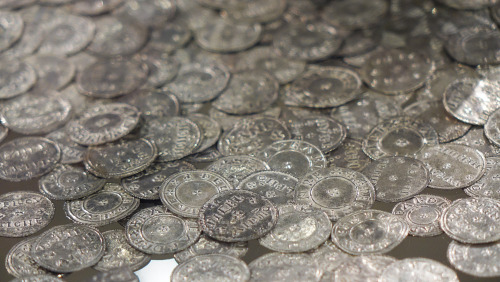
[[308, 241, 352, 282], [0, 58, 36, 99], [167, 61, 230, 103], [288, 115, 347, 153], [118, 0, 176, 28], [273, 22, 343, 61], [236, 171, 297, 207], [39, 164, 106, 201], [484, 108, 500, 147], [125, 206, 200, 255], [452, 126, 500, 157], [6, 238, 51, 278], [336, 28, 383, 57], [284, 66, 363, 108], [25, 55, 75, 92], [465, 157, 500, 199], [392, 194, 451, 237], [362, 156, 429, 202], [84, 138, 158, 178], [147, 23, 191, 54], [322, 0, 388, 30], [325, 138, 371, 172], [46, 128, 86, 164], [343, 45, 385, 68], [69, 0, 124, 16], [226, 0, 286, 23], [441, 197, 500, 244], [379, 258, 459, 282], [66, 103, 140, 146], [443, 78, 500, 125], [195, 19, 261, 52], [199, 190, 278, 242], [334, 255, 396, 282], [87, 16, 148, 57], [415, 144, 486, 189], [186, 147, 223, 163], [77, 58, 148, 99], [445, 26, 500, 65], [260, 205, 331, 253], [0, 11, 23, 52], [86, 267, 138, 282], [120, 89, 180, 118], [0, 0, 36, 9], [1, 23, 43, 59], [218, 117, 291, 156], [362, 116, 439, 160], [249, 253, 321, 282], [188, 113, 222, 153], [438, 0, 498, 9], [136, 48, 179, 88], [172, 254, 250, 282], [9, 275, 64, 282], [122, 161, 194, 200], [31, 224, 105, 273], [332, 209, 409, 255], [160, 170, 233, 218], [294, 167, 375, 221], [174, 235, 248, 264], [0, 137, 61, 182], [360, 48, 434, 94], [447, 240, 500, 278], [207, 155, 270, 187], [94, 230, 150, 272], [141, 116, 202, 162], [209, 106, 281, 131]]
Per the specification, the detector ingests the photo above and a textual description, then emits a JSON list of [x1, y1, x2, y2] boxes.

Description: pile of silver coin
[[1, 0, 500, 281]]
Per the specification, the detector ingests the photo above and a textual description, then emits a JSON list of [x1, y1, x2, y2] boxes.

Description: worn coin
[[171, 254, 250, 282], [186, 147, 223, 163], [6, 238, 51, 278], [308, 241, 352, 282], [226, 0, 286, 23], [0, 58, 37, 99], [174, 235, 248, 263], [334, 255, 396, 282], [209, 106, 281, 131], [25, 55, 75, 92], [120, 89, 180, 118], [188, 113, 221, 153], [0, 11, 23, 52], [207, 155, 270, 187], [336, 28, 382, 57], [46, 129, 86, 164], [236, 171, 297, 207], [10, 274, 64, 282], [136, 48, 179, 88], [379, 258, 459, 282], [195, 19, 261, 52], [249, 253, 321, 282], [86, 267, 138, 282], [445, 27, 500, 66], [465, 157, 500, 199], [288, 115, 347, 153], [452, 126, 500, 157], [325, 138, 371, 172], [118, 0, 176, 28], [322, 0, 388, 30], [69, 0, 124, 16], [447, 240, 500, 278], [484, 108, 500, 147], [146, 22, 191, 54]]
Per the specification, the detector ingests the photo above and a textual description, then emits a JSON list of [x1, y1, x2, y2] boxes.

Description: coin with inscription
[[209, 106, 282, 131], [445, 26, 500, 66], [146, 22, 191, 54], [379, 258, 458, 282], [294, 167, 375, 221], [69, 0, 124, 16], [10, 274, 64, 282], [172, 254, 250, 282], [120, 89, 180, 118], [249, 253, 321, 282], [452, 127, 500, 157], [392, 195, 451, 237], [441, 197, 500, 244], [195, 19, 261, 52], [125, 206, 200, 255], [6, 238, 50, 278], [288, 116, 347, 153], [0, 137, 61, 182], [174, 235, 248, 263], [415, 144, 486, 189], [465, 157, 500, 199], [46, 129, 86, 164], [325, 138, 371, 171], [0, 58, 36, 99], [207, 155, 270, 187], [31, 224, 105, 273], [236, 171, 297, 207], [199, 190, 278, 242], [322, 0, 388, 30], [447, 240, 500, 278], [362, 156, 429, 202], [334, 255, 396, 282], [188, 113, 221, 153], [118, 0, 176, 28], [308, 241, 352, 282]]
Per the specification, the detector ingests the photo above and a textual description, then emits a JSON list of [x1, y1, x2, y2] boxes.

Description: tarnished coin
[[25, 55, 75, 92], [6, 238, 51, 278], [0, 191, 54, 238], [0, 11, 23, 52], [334, 255, 396, 282], [136, 48, 179, 88], [443, 78, 500, 125], [360, 48, 434, 94], [379, 258, 459, 282], [465, 157, 500, 199], [441, 197, 500, 244], [171, 254, 250, 282], [445, 27, 500, 65], [332, 210, 409, 255], [415, 144, 486, 189], [294, 167, 375, 221], [438, 0, 498, 9], [0, 59, 36, 99], [199, 190, 278, 242], [31, 224, 105, 273], [452, 127, 500, 157], [94, 230, 150, 272], [236, 171, 297, 206], [284, 66, 363, 108], [0, 95, 72, 135], [120, 89, 180, 118], [226, 0, 286, 23], [392, 195, 451, 237], [249, 253, 321, 282], [308, 241, 352, 282], [46, 129, 86, 164], [160, 170, 233, 218], [0, 124, 8, 143], [0, 137, 61, 182], [122, 161, 195, 200], [484, 108, 500, 147], [362, 116, 439, 160], [125, 206, 200, 255], [141, 117, 202, 162], [195, 19, 261, 52], [207, 155, 270, 187], [255, 140, 326, 178], [260, 205, 331, 253], [167, 61, 230, 103], [188, 113, 221, 153], [209, 106, 281, 131], [118, 0, 176, 28], [67, 103, 140, 146], [288, 116, 347, 153], [10, 275, 64, 282], [325, 138, 371, 172], [69, 0, 124, 16], [218, 117, 291, 156], [447, 240, 500, 278], [362, 156, 429, 202], [39, 164, 106, 201], [147, 23, 191, 54], [336, 28, 382, 57], [273, 22, 343, 61], [322, 0, 387, 30], [86, 267, 138, 282], [0, 0, 36, 9], [174, 235, 248, 263], [77, 58, 148, 98]]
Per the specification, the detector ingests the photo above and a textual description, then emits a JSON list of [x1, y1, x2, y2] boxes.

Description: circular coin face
[[334, 255, 396, 282], [171, 254, 250, 282], [325, 138, 371, 171], [249, 253, 321, 282], [289, 116, 347, 153], [447, 240, 500, 278], [119, 0, 176, 28], [25, 55, 75, 92], [0, 58, 36, 99], [236, 171, 297, 207], [0, 11, 23, 52], [207, 155, 270, 187], [441, 197, 500, 244], [46, 128, 87, 164], [146, 22, 191, 54], [465, 157, 500, 199], [308, 241, 352, 281], [188, 113, 222, 153], [379, 258, 458, 282], [199, 190, 278, 242], [445, 27, 500, 65], [452, 127, 500, 157], [174, 235, 248, 264], [322, 0, 388, 30], [195, 19, 261, 52], [226, 0, 286, 23], [294, 167, 375, 221], [31, 224, 105, 273], [6, 238, 51, 278]]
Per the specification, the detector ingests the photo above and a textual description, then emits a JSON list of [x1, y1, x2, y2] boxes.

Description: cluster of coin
[[1, 0, 500, 281]]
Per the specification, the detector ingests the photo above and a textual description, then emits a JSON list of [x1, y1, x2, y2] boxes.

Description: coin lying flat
[[69, 0, 124, 16], [188, 113, 222, 153], [118, 0, 176, 28], [226, 0, 286, 23], [137, 48, 179, 88], [294, 167, 375, 221], [6, 238, 51, 278], [308, 241, 352, 281], [445, 27, 500, 65], [380, 258, 458, 282], [484, 108, 500, 147], [0, 59, 37, 99], [325, 138, 371, 172], [465, 157, 500, 199], [452, 126, 500, 157], [174, 235, 247, 264], [209, 106, 282, 131], [171, 254, 250, 282], [392, 195, 451, 237], [207, 155, 270, 187], [31, 224, 105, 273], [236, 171, 297, 207], [288, 115, 347, 153], [415, 144, 486, 189], [86, 267, 138, 282], [447, 240, 500, 278], [322, 0, 388, 30], [0, 137, 61, 182], [25, 55, 75, 92], [0, 11, 23, 52], [146, 22, 191, 54], [334, 255, 396, 282], [125, 206, 200, 255], [46, 129, 86, 164], [199, 190, 278, 242], [195, 19, 261, 52], [121, 89, 180, 118], [10, 274, 64, 282], [441, 197, 500, 244], [249, 253, 321, 282]]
